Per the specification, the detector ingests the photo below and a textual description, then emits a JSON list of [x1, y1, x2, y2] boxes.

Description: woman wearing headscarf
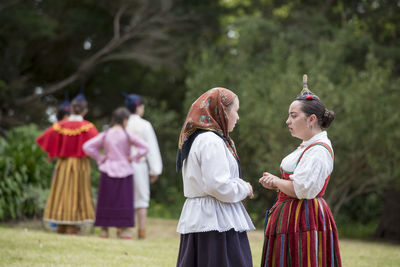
[[176, 87, 255, 267], [259, 75, 342, 267], [36, 92, 98, 234]]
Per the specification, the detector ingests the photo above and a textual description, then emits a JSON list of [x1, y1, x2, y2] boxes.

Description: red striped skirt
[[261, 198, 342, 267]]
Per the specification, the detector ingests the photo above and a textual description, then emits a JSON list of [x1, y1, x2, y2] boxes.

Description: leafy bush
[[0, 124, 53, 220], [145, 100, 186, 216]]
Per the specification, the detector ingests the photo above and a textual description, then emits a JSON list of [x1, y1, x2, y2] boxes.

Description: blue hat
[[124, 93, 143, 111], [59, 92, 71, 112], [72, 87, 87, 103]]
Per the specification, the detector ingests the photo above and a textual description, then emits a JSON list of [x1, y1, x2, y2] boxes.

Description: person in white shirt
[[124, 94, 163, 239], [259, 75, 342, 267], [176, 87, 255, 267]]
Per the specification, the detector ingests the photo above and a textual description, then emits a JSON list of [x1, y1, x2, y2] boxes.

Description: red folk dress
[[36, 118, 98, 225], [261, 141, 342, 267]]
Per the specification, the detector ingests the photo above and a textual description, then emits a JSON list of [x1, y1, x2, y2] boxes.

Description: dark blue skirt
[[94, 172, 134, 228], [177, 229, 253, 267]]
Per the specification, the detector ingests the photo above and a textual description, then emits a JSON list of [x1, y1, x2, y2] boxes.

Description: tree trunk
[[375, 189, 400, 241]]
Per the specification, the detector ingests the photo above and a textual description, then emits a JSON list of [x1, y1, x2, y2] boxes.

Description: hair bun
[[321, 109, 335, 128]]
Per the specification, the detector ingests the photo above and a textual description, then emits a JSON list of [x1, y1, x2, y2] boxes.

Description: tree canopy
[[0, 0, 222, 129]]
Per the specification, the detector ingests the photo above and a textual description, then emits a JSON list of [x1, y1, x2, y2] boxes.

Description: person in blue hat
[[56, 93, 71, 121], [124, 93, 163, 239], [37, 90, 98, 234]]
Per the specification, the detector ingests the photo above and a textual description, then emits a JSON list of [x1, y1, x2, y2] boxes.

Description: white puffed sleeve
[[143, 121, 163, 176], [195, 137, 250, 203], [290, 146, 333, 199]]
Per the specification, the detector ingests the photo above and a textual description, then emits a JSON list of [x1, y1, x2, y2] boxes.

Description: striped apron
[[43, 157, 95, 225]]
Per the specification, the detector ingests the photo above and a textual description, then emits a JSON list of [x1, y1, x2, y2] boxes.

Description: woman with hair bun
[[259, 75, 342, 267]]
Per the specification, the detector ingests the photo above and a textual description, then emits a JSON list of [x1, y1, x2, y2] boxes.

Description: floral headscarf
[[176, 87, 240, 173]]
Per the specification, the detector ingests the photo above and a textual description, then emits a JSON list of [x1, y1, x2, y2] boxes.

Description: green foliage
[[145, 100, 186, 215], [0, 125, 53, 220], [0, 0, 223, 130], [184, 16, 400, 224], [337, 220, 378, 240], [1, 7, 58, 40]]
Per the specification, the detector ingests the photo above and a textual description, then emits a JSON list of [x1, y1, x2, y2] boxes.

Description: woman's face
[[227, 97, 240, 132], [286, 100, 311, 140], [136, 104, 145, 117]]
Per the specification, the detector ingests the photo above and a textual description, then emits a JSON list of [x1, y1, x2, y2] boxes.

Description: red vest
[[277, 142, 334, 203]]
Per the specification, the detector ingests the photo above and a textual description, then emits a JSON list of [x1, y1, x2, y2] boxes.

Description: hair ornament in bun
[[298, 74, 319, 100]]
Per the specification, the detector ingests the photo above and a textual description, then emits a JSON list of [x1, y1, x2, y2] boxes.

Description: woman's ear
[[309, 114, 318, 126]]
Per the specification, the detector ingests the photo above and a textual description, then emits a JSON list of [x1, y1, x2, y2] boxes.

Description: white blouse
[[68, 114, 83, 121], [176, 132, 255, 234], [126, 114, 163, 176], [281, 131, 334, 199]]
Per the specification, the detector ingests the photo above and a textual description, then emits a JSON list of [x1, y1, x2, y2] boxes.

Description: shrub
[[0, 124, 53, 220]]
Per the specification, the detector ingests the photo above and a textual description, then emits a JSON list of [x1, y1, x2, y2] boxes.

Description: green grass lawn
[[1, 218, 399, 266]]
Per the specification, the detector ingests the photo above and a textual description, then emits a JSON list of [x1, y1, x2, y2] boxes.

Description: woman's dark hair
[[56, 109, 70, 121], [295, 95, 335, 128], [71, 100, 88, 115], [125, 94, 143, 113], [109, 107, 131, 127]]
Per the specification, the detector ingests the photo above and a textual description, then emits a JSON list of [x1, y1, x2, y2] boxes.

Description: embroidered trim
[[53, 122, 95, 136], [43, 218, 94, 225], [280, 167, 293, 175]]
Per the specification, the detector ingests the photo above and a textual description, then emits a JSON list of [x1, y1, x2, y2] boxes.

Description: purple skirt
[[177, 229, 253, 267], [94, 172, 134, 227]]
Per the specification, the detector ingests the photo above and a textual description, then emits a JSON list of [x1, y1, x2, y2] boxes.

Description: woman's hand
[[150, 175, 158, 184], [98, 155, 107, 164], [129, 155, 141, 163], [246, 182, 254, 199], [259, 172, 279, 190]]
